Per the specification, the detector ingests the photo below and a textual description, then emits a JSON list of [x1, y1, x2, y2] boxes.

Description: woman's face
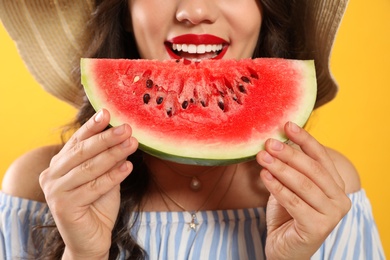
[[128, 0, 262, 61]]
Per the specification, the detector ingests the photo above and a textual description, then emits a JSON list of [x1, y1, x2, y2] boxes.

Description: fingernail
[[94, 110, 103, 123], [114, 125, 125, 135], [289, 121, 301, 133], [270, 139, 283, 151], [262, 151, 274, 164], [119, 161, 128, 172]]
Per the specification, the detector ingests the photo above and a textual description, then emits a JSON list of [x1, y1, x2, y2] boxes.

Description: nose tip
[[176, 1, 217, 25]]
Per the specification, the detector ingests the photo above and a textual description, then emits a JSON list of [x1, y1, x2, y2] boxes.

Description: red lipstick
[[165, 34, 229, 60], [168, 34, 228, 45]]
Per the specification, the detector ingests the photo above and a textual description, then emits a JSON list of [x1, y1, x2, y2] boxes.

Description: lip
[[168, 34, 228, 45], [165, 34, 229, 60]]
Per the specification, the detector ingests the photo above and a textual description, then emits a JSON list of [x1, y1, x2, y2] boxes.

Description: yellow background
[[0, 0, 389, 256]]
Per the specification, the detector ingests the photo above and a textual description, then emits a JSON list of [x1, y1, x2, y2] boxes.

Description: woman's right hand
[[39, 109, 138, 259]]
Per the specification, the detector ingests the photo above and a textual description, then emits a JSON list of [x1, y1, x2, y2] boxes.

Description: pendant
[[190, 176, 202, 191], [188, 213, 199, 231]]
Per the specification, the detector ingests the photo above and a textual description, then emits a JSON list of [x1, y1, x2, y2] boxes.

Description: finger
[[260, 167, 349, 240], [259, 168, 320, 227], [257, 150, 331, 215], [262, 138, 344, 200], [284, 121, 345, 190], [66, 160, 133, 207], [60, 136, 138, 190], [49, 123, 134, 178], [53, 109, 111, 163]]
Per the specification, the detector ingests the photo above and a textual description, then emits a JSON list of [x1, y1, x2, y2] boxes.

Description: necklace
[[161, 161, 218, 192], [152, 164, 238, 231]]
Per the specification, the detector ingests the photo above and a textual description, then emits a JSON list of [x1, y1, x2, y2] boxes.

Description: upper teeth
[[172, 44, 223, 54]]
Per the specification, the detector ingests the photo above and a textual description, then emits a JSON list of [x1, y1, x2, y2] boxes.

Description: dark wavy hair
[[33, 0, 306, 259]]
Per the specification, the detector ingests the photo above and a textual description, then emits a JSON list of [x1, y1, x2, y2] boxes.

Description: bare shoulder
[[325, 146, 361, 194], [1, 145, 62, 202]]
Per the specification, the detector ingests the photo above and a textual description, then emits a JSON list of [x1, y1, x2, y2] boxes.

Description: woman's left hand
[[256, 121, 351, 260]]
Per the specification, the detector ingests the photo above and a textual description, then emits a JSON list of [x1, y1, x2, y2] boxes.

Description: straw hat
[[0, 0, 348, 108]]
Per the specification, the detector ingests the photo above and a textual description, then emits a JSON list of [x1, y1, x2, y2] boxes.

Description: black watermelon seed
[[143, 93, 151, 104], [241, 76, 251, 83], [218, 101, 225, 111], [182, 101, 189, 109], [156, 96, 164, 104], [146, 79, 153, 88], [200, 100, 207, 107], [238, 84, 247, 93], [167, 108, 173, 117]]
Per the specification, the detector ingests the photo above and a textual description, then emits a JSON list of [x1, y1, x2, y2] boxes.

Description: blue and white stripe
[[312, 190, 385, 260], [0, 193, 49, 259], [0, 190, 385, 259], [131, 208, 266, 259]]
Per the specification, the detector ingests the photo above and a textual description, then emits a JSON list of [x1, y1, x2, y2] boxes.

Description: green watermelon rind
[[137, 136, 291, 166], [81, 58, 316, 166], [138, 143, 256, 166]]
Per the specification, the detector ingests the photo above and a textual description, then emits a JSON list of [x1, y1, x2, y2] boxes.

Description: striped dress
[[0, 189, 385, 259]]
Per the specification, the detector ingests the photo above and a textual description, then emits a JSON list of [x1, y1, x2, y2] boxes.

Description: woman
[[0, 0, 384, 259]]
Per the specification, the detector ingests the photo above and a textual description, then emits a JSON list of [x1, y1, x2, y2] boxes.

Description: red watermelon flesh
[[81, 58, 317, 165]]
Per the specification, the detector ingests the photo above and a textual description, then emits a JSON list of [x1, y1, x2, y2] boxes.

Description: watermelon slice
[[81, 58, 316, 165]]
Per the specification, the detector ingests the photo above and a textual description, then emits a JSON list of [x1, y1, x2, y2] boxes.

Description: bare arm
[[1, 144, 62, 202]]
